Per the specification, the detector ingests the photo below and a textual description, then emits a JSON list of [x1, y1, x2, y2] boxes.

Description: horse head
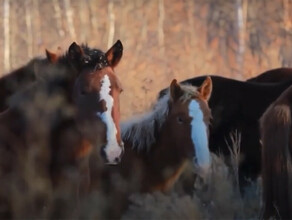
[[164, 77, 213, 177]]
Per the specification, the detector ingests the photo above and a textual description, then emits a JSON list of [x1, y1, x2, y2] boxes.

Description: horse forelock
[[121, 84, 201, 152], [178, 84, 201, 103]]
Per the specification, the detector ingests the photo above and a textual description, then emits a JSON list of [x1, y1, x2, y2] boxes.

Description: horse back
[[248, 67, 292, 83]]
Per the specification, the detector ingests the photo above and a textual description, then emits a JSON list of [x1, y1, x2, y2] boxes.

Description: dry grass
[[123, 154, 261, 220], [122, 131, 262, 219]]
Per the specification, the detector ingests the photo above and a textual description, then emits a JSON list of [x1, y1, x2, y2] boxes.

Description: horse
[[0, 40, 124, 218], [260, 85, 292, 219], [247, 67, 292, 83], [98, 77, 212, 218], [159, 75, 292, 191]]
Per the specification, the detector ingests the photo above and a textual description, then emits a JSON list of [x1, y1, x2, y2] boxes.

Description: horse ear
[[170, 79, 183, 101], [45, 49, 58, 63], [198, 76, 212, 101], [105, 40, 123, 68], [68, 42, 84, 61]]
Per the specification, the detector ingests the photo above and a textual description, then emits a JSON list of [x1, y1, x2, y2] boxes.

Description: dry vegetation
[[124, 154, 261, 220], [0, 0, 292, 219]]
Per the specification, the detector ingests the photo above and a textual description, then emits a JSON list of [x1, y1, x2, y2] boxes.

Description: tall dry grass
[[124, 153, 261, 220]]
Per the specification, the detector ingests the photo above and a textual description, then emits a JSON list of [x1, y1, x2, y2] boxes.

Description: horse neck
[[122, 125, 187, 192]]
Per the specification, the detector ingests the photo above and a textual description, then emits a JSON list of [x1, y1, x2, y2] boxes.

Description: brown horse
[[0, 40, 124, 218], [98, 77, 212, 218], [260, 85, 292, 219]]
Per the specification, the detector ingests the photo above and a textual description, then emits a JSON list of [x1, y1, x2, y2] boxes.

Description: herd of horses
[[0, 40, 291, 219]]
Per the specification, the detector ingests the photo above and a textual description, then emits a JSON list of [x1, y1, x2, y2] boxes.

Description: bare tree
[[3, 0, 10, 72], [107, 0, 115, 49]]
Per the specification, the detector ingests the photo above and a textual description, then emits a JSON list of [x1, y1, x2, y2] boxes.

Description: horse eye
[[177, 116, 184, 124]]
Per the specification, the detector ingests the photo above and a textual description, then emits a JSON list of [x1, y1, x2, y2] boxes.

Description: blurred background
[[1, 0, 292, 118]]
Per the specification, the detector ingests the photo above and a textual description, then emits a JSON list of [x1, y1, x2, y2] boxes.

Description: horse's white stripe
[[189, 100, 211, 170], [98, 74, 122, 163]]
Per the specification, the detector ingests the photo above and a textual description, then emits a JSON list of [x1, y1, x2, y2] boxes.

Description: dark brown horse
[[99, 77, 212, 218], [260, 85, 292, 219], [247, 67, 292, 83], [159, 75, 292, 191], [0, 40, 124, 218]]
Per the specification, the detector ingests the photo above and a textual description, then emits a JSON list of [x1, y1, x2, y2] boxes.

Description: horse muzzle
[[100, 142, 124, 165]]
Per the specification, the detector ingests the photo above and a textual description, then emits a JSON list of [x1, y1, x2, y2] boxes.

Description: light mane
[[121, 84, 200, 151]]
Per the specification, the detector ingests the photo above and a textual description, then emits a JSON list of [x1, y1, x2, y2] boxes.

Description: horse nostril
[[114, 156, 121, 163]]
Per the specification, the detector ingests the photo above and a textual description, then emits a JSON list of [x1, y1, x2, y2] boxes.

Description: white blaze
[[188, 100, 211, 172], [98, 74, 122, 163]]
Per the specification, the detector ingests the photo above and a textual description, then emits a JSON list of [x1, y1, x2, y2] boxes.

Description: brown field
[[0, 0, 292, 218]]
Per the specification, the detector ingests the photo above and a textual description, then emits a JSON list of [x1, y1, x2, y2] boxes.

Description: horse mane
[[121, 84, 201, 152]]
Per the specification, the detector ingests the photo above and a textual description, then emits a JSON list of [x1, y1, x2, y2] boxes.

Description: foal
[[159, 75, 292, 190], [260, 85, 292, 219]]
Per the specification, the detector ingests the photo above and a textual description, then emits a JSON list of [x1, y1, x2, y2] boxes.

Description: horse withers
[[260, 85, 292, 219]]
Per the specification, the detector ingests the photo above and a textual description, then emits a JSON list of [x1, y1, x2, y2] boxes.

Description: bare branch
[[283, 0, 292, 31], [52, 0, 65, 37], [107, 0, 115, 49], [25, 0, 33, 58], [64, 0, 76, 39], [186, 0, 196, 74], [78, 0, 89, 41], [86, 0, 98, 34], [226, 130, 241, 192], [32, 0, 42, 52], [235, 0, 247, 78], [158, 0, 165, 57], [3, 0, 11, 72]]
